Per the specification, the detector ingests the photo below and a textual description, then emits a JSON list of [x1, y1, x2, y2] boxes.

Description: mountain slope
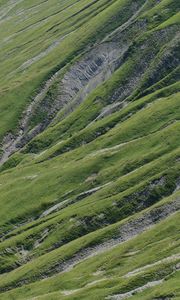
[[0, 0, 179, 299]]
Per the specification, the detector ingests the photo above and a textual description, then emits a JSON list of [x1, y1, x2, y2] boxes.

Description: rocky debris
[[106, 280, 163, 300], [34, 228, 50, 249], [86, 278, 107, 287], [0, 40, 123, 165], [76, 182, 111, 201], [94, 101, 127, 121], [39, 199, 71, 218], [85, 173, 98, 183], [2, 245, 30, 269], [51, 41, 126, 125], [0, 0, 177, 167], [88, 137, 143, 157], [116, 176, 168, 213], [0, 216, 35, 241], [18, 246, 29, 263], [61, 289, 81, 296], [149, 177, 165, 188], [39, 182, 111, 218], [174, 177, 180, 192], [40, 199, 180, 278], [1, 199, 177, 291], [0, 69, 61, 165], [54, 1, 150, 127], [61, 278, 108, 296], [23, 175, 38, 180], [135, 32, 180, 99], [92, 270, 105, 276], [103, 0, 148, 42], [174, 262, 180, 270], [0, 0, 149, 164], [124, 254, 180, 278]]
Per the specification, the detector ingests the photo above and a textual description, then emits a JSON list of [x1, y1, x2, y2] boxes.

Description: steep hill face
[[0, 0, 179, 299]]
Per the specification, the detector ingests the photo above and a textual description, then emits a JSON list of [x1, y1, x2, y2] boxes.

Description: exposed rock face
[[0, 41, 124, 164], [0, 2, 178, 165], [0, 0, 152, 164]]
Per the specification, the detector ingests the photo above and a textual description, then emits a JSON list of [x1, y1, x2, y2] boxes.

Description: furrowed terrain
[[0, 0, 179, 299]]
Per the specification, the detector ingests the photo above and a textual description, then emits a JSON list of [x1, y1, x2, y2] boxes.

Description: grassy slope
[[0, 0, 179, 299], [0, 0, 146, 140], [0, 208, 179, 299]]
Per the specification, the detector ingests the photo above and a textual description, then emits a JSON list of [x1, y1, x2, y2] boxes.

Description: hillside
[[0, 0, 179, 299]]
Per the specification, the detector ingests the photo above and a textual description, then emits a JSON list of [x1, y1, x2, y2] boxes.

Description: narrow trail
[[103, 0, 149, 42], [106, 280, 164, 300], [15, 32, 75, 72], [87, 136, 144, 158], [124, 253, 180, 278], [39, 182, 111, 218]]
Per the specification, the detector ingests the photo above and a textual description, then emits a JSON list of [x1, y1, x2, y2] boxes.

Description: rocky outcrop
[[0, 0, 150, 164]]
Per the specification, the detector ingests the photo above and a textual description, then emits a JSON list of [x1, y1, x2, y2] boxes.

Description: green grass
[[0, 0, 146, 140], [0, 0, 179, 298], [0, 210, 179, 299]]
